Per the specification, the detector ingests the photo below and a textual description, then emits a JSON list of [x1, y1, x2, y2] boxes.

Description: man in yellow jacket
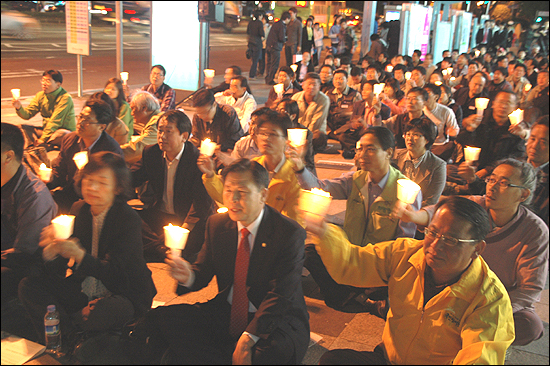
[[198, 110, 302, 226], [305, 196, 515, 365]]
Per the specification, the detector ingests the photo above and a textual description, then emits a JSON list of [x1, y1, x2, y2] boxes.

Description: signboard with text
[[66, 1, 91, 56], [407, 4, 432, 60]]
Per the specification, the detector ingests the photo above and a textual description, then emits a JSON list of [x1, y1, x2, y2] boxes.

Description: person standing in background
[[265, 12, 290, 85], [313, 22, 325, 67], [257, 14, 272, 78], [246, 10, 265, 80], [285, 7, 303, 67]]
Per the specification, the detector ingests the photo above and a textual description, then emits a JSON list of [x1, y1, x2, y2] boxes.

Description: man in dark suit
[[295, 51, 315, 83], [131, 110, 216, 263], [132, 158, 310, 364], [48, 99, 123, 214], [476, 20, 493, 48], [266, 11, 291, 85]]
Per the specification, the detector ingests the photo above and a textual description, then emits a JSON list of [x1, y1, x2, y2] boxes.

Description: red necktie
[[229, 228, 250, 338]]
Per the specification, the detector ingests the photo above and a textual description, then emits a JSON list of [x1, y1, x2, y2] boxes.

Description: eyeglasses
[[41, 78, 53, 84], [484, 177, 527, 189], [150, 72, 164, 77], [403, 132, 424, 140], [77, 114, 99, 126], [424, 228, 479, 247], [256, 131, 285, 139]]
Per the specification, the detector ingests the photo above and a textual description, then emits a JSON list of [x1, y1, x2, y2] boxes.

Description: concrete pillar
[[360, 1, 377, 59]]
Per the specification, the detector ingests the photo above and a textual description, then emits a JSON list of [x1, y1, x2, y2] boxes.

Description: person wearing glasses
[[124, 65, 175, 112], [47, 99, 123, 214], [287, 126, 421, 314], [306, 196, 514, 364], [13, 70, 75, 148], [198, 111, 302, 225], [399, 158, 548, 347]]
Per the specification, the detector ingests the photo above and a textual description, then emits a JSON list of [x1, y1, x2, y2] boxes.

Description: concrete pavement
[[2, 72, 548, 365]]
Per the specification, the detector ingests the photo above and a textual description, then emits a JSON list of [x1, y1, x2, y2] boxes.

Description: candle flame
[[217, 207, 228, 213], [311, 188, 331, 198]]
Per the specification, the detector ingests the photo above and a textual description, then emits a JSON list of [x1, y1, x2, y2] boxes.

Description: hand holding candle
[[405, 72, 412, 80], [524, 84, 532, 93], [475, 98, 489, 116], [396, 179, 421, 205], [39, 163, 52, 182], [200, 138, 217, 157], [164, 224, 190, 258], [274, 83, 284, 98], [373, 83, 385, 96]]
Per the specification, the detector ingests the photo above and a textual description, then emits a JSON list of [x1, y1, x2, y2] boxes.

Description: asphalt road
[[1, 20, 249, 99]]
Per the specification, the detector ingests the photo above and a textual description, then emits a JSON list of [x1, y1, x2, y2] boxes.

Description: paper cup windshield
[[508, 109, 523, 126], [290, 64, 298, 73], [73, 151, 88, 170], [373, 83, 385, 95], [475, 98, 490, 110], [299, 188, 332, 218], [288, 128, 308, 147], [200, 138, 217, 156], [11, 89, 20, 99], [52, 215, 75, 239], [39, 163, 52, 181], [405, 72, 412, 80], [274, 83, 284, 94], [120, 72, 129, 81], [464, 146, 481, 162], [164, 224, 190, 251], [204, 69, 215, 78], [396, 179, 421, 204]]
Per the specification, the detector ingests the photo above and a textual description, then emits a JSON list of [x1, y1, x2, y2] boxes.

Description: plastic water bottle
[[44, 305, 61, 354]]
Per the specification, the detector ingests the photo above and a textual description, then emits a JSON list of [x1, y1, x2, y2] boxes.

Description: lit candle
[[73, 151, 88, 170], [442, 69, 448, 76], [386, 65, 393, 72], [508, 108, 524, 126], [463, 146, 481, 163], [299, 188, 332, 219], [164, 223, 190, 258], [434, 81, 442, 86], [447, 67, 453, 75], [405, 72, 412, 80], [475, 98, 490, 116], [450, 76, 456, 82], [11, 88, 20, 100], [274, 83, 284, 97], [200, 138, 217, 157], [204, 69, 215, 78], [120, 72, 129, 85], [396, 179, 421, 204], [51, 215, 75, 240], [373, 83, 385, 96], [475, 49, 480, 58], [524, 84, 532, 92], [287, 128, 308, 147], [39, 163, 52, 182], [217, 207, 228, 214], [290, 64, 298, 73]]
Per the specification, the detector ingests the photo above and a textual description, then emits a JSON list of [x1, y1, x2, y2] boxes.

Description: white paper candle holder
[[52, 215, 75, 240], [464, 146, 481, 163], [508, 109, 523, 126], [39, 163, 52, 181], [475, 98, 489, 116], [164, 224, 190, 257], [274, 83, 284, 95], [299, 188, 332, 219], [200, 138, 217, 157], [288, 128, 308, 147], [373, 83, 385, 96], [73, 151, 88, 170], [204, 69, 215, 78], [405, 72, 412, 80], [120, 72, 129, 85], [290, 64, 298, 73], [11, 89, 20, 100], [386, 65, 393, 72], [396, 179, 421, 204]]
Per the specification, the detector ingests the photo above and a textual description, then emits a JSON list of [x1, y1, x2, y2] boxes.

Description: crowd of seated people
[[3, 32, 549, 364]]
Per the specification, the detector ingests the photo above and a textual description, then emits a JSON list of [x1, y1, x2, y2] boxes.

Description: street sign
[[65, 1, 91, 56]]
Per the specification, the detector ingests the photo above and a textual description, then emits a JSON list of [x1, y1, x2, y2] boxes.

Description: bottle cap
[[47, 305, 56, 312]]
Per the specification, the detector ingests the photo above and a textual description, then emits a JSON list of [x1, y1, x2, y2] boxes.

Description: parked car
[[1, 10, 41, 39]]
